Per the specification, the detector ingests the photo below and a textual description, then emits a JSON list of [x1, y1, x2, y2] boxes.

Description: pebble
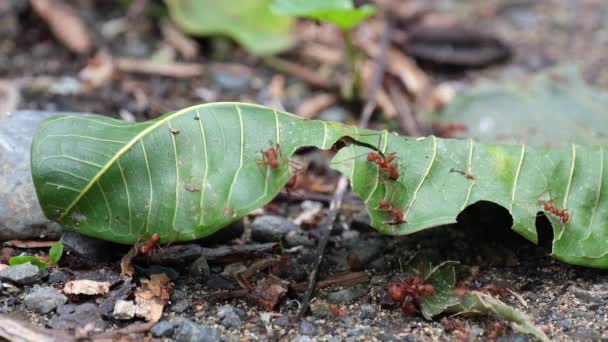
[[150, 320, 176, 338], [48, 271, 69, 284], [61, 231, 123, 265], [310, 300, 333, 317], [298, 319, 317, 336], [24, 286, 67, 313], [189, 256, 210, 282], [293, 336, 313, 342], [570, 285, 607, 304], [0, 110, 65, 240], [0, 263, 41, 285], [273, 315, 290, 328], [251, 215, 298, 242], [572, 327, 601, 341], [170, 299, 191, 313], [217, 304, 244, 328], [359, 304, 375, 320], [284, 230, 315, 247], [48, 303, 107, 330], [327, 285, 367, 304], [174, 319, 221, 342]]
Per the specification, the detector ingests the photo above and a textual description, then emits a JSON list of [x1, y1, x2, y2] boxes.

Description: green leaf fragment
[[166, 0, 294, 55], [8, 257, 49, 271], [49, 241, 64, 264], [271, 0, 376, 30]]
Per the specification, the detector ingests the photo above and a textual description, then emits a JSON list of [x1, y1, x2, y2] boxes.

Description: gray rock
[[189, 256, 210, 282], [572, 327, 601, 341], [251, 215, 298, 242], [0, 110, 67, 240], [48, 303, 108, 330], [298, 320, 317, 336], [310, 300, 333, 318], [273, 315, 290, 328], [174, 319, 221, 342], [496, 334, 532, 342], [48, 271, 69, 284], [359, 304, 375, 320], [284, 230, 315, 247], [293, 336, 313, 342], [24, 286, 67, 313], [570, 285, 608, 304], [217, 304, 243, 328], [327, 285, 367, 304], [0, 263, 41, 285], [150, 320, 176, 338], [211, 65, 251, 91], [170, 299, 191, 313], [557, 319, 571, 332]]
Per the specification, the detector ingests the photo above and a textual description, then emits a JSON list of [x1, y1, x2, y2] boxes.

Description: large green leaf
[[421, 65, 608, 146], [165, 0, 293, 55], [31, 103, 366, 245], [332, 133, 608, 268], [270, 0, 375, 30]]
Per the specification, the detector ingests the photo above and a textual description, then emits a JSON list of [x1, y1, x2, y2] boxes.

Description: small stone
[[0, 262, 41, 285], [557, 319, 571, 332], [150, 320, 176, 337], [572, 327, 601, 341], [217, 304, 243, 328], [48, 271, 69, 284], [251, 215, 298, 242], [189, 256, 210, 282], [359, 304, 375, 320], [570, 285, 607, 304], [298, 319, 317, 336], [284, 230, 315, 247], [48, 303, 107, 330], [496, 333, 533, 342], [174, 319, 220, 342], [327, 285, 367, 304], [273, 315, 290, 328], [525, 291, 539, 302], [170, 299, 191, 313], [24, 287, 67, 313], [211, 64, 251, 91], [293, 336, 313, 342], [113, 300, 136, 320], [310, 300, 333, 317]]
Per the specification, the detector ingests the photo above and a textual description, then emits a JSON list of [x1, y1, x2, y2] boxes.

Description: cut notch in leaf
[[270, 0, 376, 30]]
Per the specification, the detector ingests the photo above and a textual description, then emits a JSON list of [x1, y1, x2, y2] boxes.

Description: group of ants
[[132, 134, 570, 322]]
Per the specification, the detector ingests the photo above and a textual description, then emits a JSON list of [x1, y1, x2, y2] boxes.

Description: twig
[[0, 314, 73, 342], [387, 79, 423, 137], [263, 56, 337, 90], [115, 57, 204, 78], [295, 176, 349, 321], [359, 18, 392, 128]]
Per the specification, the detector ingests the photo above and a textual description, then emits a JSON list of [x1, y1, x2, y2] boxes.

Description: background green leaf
[[271, 0, 375, 30], [332, 132, 608, 268], [166, 0, 294, 55], [421, 65, 608, 146], [8, 258, 48, 270], [48, 241, 63, 264], [32, 103, 364, 245]]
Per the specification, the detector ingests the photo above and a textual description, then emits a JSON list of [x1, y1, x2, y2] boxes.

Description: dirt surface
[[2, 0, 608, 341]]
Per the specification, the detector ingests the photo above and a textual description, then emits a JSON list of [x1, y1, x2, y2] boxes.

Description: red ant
[[368, 151, 400, 180], [378, 199, 407, 225], [258, 143, 283, 170], [138, 233, 160, 255], [449, 168, 475, 180], [387, 269, 435, 316], [538, 191, 570, 224]]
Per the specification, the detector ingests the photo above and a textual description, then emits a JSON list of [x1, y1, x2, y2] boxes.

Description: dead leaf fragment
[[31, 0, 92, 54], [251, 275, 288, 311], [133, 273, 172, 322], [115, 57, 204, 78], [79, 51, 115, 89], [161, 20, 199, 60], [296, 93, 336, 119], [63, 280, 111, 296]]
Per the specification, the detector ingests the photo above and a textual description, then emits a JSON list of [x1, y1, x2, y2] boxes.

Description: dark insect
[[449, 168, 475, 180], [387, 270, 435, 316]]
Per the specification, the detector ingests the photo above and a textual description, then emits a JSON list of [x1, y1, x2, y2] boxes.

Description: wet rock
[[61, 231, 124, 266], [151, 320, 176, 337], [299, 319, 317, 336], [0, 110, 67, 240], [251, 215, 298, 242], [48, 303, 108, 330], [174, 319, 221, 342], [24, 286, 67, 313], [0, 262, 41, 285], [189, 256, 210, 282], [218, 304, 244, 328], [327, 285, 367, 304], [359, 304, 375, 320]]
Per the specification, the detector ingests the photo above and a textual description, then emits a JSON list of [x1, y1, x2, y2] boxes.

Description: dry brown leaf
[[133, 273, 172, 322], [296, 93, 336, 119], [251, 275, 288, 311], [30, 0, 92, 54], [3, 240, 57, 248], [161, 20, 199, 60], [120, 246, 138, 277], [63, 280, 111, 296]]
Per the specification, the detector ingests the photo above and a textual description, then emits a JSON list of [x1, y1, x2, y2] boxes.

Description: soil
[[2, 0, 608, 341]]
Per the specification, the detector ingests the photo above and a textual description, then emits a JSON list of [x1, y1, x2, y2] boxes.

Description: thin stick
[[263, 56, 337, 90], [387, 79, 423, 137], [359, 19, 392, 128]]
